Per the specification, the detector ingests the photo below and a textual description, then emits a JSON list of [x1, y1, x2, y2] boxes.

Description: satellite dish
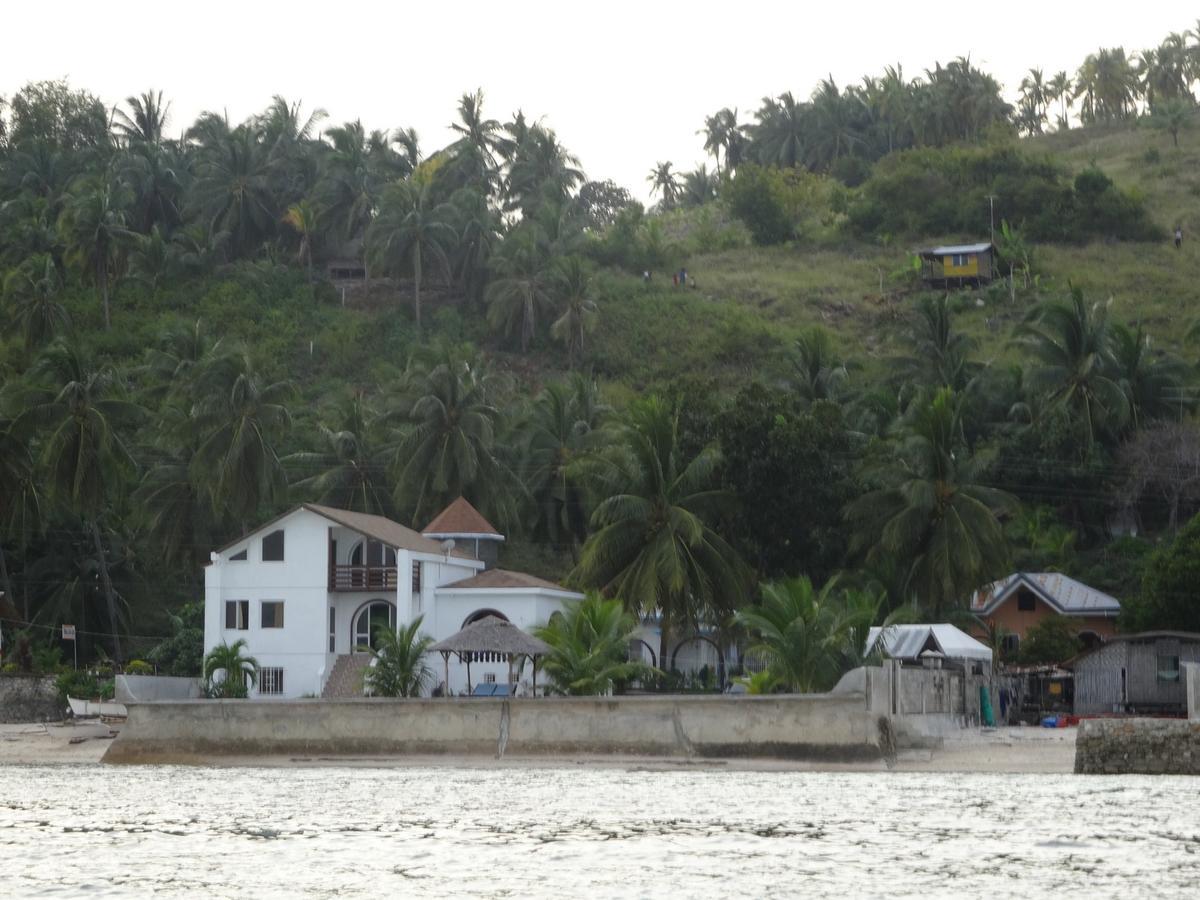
[[440, 538, 456, 556]]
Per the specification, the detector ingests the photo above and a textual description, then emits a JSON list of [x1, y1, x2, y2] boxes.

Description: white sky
[[1, 1, 1193, 201]]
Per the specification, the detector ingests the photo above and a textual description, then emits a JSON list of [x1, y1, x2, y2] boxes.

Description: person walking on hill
[[1176, 225, 1184, 249]]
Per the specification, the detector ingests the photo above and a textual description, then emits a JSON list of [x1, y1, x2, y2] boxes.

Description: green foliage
[[56, 669, 114, 704], [1017, 614, 1083, 665], [1136, 512, 1200, 632], [848, 145, 1160, 242], [146, 602, 205, 676], [723, 164, 794, 245], [533, 593, 656, 695], [734, 576, 886, 693], [364, 616, 434, 697], [202, 639, 259, 698], [715, 386, 857, 580]]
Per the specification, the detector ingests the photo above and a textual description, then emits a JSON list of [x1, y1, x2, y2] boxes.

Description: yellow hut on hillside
[[918, 242, 996, 288]]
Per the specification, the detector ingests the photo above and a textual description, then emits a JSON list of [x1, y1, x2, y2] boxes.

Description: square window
[[259, 667, 285, 695], [262, 529, 285, 562], [1017, 593, 1036, 612], [261, 601, 285, 629], [1157, 655, 1180, 682], [225, 600, 249, 630], [412, 562, 422, 593]]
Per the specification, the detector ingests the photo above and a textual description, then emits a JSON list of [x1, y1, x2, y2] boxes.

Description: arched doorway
[[461, 608, 509, 628], [352, 600, 395, 652], [671, 635, 726, 688]]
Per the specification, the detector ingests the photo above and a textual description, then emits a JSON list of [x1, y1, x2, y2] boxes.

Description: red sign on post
[[61, 624, 76, 640]]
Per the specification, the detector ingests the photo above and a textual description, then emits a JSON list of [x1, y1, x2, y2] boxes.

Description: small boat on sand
[[67, 697, 128, 719]]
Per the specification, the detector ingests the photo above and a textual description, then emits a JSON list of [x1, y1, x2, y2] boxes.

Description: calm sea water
[[1, 765, 1198, 898]]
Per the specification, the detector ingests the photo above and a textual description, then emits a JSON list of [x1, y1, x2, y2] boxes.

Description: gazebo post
[[532, 656, 537, 698], [466, 653, 472, 694], [506, 654, 514, 690], [441, 651, 450, 698]]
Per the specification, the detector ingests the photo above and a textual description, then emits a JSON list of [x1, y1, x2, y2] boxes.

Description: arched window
[[351, 600, 396, 652], [462, 608, 510, 629], [350, 540, 396, 568]]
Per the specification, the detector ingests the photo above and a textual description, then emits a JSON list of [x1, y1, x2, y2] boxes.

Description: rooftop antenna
[[440, 538, 456, 559]]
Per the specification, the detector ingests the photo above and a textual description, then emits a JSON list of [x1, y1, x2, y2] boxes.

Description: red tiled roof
[[422, 497, 502, 538]]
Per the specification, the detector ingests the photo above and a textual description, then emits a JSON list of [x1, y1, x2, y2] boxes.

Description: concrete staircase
[[321, 654, 373, 699]]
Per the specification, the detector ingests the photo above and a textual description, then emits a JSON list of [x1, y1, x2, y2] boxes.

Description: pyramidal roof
[[422, 497, 502, 538]]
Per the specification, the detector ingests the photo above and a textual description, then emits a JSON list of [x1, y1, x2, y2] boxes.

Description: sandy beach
[[0, 721, 1076, 772]]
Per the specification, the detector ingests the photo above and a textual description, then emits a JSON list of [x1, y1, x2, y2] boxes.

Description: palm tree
[[20, 342, 141, 659], [0, 417, 43, 618], [449, 88, 500, 189], [533, 593, 656, 695], [751, 92, 808, 168], [698, 108, 742, 178], [735, 576, 887, 693], [188, 115, 276, 258], [572, 396, 748, 661], [203, 639, 259, 698], [521, 375, 609, 549], [367, 175, 456, 337], [549, 255, 597, 369], [113, 90, 171, 146], [286, 394, 395, 515], [1047, 71, 1073, 128], [58, 175, 132, 329], [846, 388, 1014, 617], [1018, 288, 1129, 447], [1109, 322, 1190, 429], [646, 161, 682, 209], [3, 253, 70, 347], [190, 346, 294, 530], [282, 199, 320, 281], [890, 294, 980, 393], [486, 227, 555, 353], [1019, 68, 1048, 132], [389, 351, 514, 528], [793, 326, 848, 403], [364, 616, 434, 697]]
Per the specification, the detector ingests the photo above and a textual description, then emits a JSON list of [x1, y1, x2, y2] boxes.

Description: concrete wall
[[1185, 662, 1200, 722], [115, 674, 202, 703], [1075, 718, 1200, 775], [103, 693, 888, 765], [0, 674, 61, 723]]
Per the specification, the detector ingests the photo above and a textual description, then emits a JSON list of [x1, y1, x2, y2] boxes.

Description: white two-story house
[[203, 497, 581, 699]]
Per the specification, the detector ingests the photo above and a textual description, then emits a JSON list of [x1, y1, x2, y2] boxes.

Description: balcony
[[329, 564, 398, 592]]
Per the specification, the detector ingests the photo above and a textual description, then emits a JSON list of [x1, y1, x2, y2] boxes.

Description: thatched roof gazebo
[[429, 616, 552, 696]]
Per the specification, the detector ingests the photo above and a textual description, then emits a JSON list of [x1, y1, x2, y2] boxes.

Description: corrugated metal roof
[[929, 242, 993, 255], [865, 624, 993, 662], [971, 573, 1121, 616]]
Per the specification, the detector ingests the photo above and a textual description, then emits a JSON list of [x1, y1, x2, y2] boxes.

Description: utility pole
[[986, 195, 997, 244]]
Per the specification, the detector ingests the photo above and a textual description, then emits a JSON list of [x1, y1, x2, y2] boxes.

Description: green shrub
[[124, 660, 154, 676], [55, 670, 115, 704]]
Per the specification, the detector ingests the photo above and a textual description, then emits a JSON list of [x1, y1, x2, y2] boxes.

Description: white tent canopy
[[865, 624, 993, 663]]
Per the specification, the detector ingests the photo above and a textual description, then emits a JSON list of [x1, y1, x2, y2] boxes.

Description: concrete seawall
[[103, 693, 887, 765], [1075, 718, 1200, 775], [0, 675, 61, 724]]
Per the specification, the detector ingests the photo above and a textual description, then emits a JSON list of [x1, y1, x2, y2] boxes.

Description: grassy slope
[[598, 118, 1200, 390]]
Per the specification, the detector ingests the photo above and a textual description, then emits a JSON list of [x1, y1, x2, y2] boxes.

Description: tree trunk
[[89, 519, 123, 662], [659, 610, 672, 674], [0, 539, 15, 623], [413, 246, 423, 339], [99, 267, 111, 330]]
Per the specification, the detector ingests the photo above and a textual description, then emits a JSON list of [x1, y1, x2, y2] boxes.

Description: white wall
[[203, 511, 490, 699], [204, 509, 333, 698]]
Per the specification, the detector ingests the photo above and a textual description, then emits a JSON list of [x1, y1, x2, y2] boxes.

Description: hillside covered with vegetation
[[4, 21, 1200, 676]]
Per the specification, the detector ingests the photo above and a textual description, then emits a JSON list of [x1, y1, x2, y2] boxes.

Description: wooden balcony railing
[[329, 564, 398, 592]]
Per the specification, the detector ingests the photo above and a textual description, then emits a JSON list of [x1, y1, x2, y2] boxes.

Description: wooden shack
[[1071, 631, 1200, 716], [918, 242, 996, 288]]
